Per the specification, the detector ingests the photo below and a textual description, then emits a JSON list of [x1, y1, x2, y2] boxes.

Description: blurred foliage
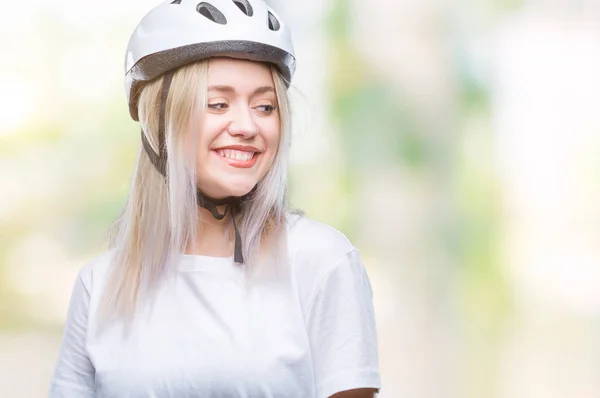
[[325, 1, 513, 395]]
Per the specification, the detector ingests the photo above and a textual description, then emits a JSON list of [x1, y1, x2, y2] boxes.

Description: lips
[[212, 145, 261, 168]]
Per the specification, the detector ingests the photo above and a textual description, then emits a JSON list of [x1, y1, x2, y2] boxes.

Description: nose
[[227, 105, 259, 138]]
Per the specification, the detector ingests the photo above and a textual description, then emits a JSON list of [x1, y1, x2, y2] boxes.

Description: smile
[[217, 149, 255, 161], [213, 148, 259, 168]]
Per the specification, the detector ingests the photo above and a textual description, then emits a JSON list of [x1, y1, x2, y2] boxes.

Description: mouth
[[212, 147, 260, 168]]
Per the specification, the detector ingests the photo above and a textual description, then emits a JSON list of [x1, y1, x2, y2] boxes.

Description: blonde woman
[[50, 1, 381, 397]]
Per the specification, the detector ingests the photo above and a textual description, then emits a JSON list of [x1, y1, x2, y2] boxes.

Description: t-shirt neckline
[[177, 253, 235, 272]]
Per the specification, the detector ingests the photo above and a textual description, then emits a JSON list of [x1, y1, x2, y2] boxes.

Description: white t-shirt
[[49, 215, 381, 398]]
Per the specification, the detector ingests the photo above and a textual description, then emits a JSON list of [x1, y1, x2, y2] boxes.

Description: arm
[[49, 271, 96, 397], [307, 250, 382, 398], [330, 388, 379, 398]]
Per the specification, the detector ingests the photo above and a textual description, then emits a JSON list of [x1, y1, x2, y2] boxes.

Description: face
[[194, 58, 280, 199]]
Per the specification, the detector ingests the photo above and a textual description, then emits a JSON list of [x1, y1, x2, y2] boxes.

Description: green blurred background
[[2, 0, 600, 397]]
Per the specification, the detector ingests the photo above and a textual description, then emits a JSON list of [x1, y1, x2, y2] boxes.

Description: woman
[[50, 1, 381, 397]]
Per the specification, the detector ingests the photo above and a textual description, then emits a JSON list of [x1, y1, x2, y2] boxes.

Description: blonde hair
[[99, 59, 294, 326]]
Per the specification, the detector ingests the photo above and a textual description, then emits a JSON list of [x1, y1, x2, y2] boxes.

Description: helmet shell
[[125, 0, 296, 121]]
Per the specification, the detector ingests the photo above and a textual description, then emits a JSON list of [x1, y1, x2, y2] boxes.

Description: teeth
[[217, 149, 255, 161]]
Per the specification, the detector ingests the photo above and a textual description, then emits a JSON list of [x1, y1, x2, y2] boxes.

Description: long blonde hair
[[99, 59, 293, 325]]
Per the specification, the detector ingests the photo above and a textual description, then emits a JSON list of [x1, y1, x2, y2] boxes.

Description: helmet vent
[[170, 0, 182, 4], [268, 11, 280, 31], [197, 2, 228, 24], [232, 0, 253, 17]]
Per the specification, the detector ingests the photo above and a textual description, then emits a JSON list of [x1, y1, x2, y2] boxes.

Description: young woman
[[50, 1, 381, 397]]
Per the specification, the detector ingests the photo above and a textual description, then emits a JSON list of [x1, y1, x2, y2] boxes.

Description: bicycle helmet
[[125, 0, 296, 121]]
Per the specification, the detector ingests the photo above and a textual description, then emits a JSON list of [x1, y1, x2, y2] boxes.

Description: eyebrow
[[207, 85, 275, 95]]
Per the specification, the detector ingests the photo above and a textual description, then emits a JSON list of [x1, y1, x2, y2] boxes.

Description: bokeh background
[[2, 0, 600, 397]]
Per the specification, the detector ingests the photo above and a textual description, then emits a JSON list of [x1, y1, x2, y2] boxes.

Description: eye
[[208, 102, 228, 110], [255, 104, 277, 115]]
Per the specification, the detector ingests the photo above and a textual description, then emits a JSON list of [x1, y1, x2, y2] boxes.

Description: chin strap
[[140, 70, 246, 264], [195, 192, 245, 264]]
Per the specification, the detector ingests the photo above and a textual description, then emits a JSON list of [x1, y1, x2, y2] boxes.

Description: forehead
[[207, 58, 274, 89]]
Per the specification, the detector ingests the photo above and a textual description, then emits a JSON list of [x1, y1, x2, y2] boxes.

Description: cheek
[[194, 118, 225, 170], [193, 121, 219, 174], [263, 120, 281, 155], [198, 117, 225, 151]]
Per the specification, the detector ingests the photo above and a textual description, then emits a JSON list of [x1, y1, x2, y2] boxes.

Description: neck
[[185, 205, 233, 257]]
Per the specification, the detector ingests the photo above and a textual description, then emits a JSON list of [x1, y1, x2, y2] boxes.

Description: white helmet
[[125, 0, 296, 121]]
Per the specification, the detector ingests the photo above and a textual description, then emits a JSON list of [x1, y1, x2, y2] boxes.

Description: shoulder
[[284, 213, 362, 309], [77, 250, 115, 294], [285, 213, 356, 264]]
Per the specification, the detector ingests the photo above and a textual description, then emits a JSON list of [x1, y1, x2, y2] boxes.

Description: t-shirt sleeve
[[306, 249, 381, 398], [49, 270, 96, 397]]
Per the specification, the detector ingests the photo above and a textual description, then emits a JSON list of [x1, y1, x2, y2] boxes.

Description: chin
[[226, 187, 255, 197], [215, 180, 257, 198]]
